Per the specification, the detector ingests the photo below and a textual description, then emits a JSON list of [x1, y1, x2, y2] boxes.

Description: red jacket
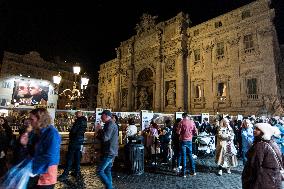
[[177, 118, 197, 141]]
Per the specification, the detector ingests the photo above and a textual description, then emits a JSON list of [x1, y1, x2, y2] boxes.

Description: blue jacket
[[274, 123, 284, 154], [241, 127, 254, 153], [32, 125, 61, 174]]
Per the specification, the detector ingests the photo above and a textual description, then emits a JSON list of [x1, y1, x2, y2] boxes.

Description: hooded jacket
[[69, 116, 87, 145]]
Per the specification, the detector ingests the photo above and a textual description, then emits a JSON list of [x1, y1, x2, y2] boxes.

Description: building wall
[[98, 0, 284, 116]]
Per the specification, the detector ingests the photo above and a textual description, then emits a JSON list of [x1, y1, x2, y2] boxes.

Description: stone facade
[[98, 0, 284, 116]]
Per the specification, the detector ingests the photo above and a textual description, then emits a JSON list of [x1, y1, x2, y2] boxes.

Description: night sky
[[0, 0, 283, 81]]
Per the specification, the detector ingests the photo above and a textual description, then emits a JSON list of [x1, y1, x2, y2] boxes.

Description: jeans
[[179, 141, 195, 175], [172, 142, 180, 168], [97, 155, 114, 189], [62, 144, 82, 176]]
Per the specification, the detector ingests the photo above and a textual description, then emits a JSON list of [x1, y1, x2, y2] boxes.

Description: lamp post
[[53, 64, 89, 110], [53, 72, 62, 95]]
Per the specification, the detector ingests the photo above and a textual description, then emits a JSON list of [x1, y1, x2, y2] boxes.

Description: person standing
[[58, 110, 87, 180], [171, 118, 182, 170], [199, 117, 212, 134], [97, 110, 118, 189], [28, 108, 61, 189], [177, 113, 198, 177], [0, 117, 13, 177], [159, 119, 172, 164], [242, 123, 282, 189], [215, 118, 238, 175], [241, 119, 254, 165]]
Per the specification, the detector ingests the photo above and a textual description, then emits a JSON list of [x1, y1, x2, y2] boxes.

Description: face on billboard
[[12, 79, 49, 106], [17, 82, 30, 97], [29, 83, 42, 96]]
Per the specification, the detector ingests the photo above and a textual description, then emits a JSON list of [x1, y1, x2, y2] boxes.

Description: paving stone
[[56, 157, 243, 189]]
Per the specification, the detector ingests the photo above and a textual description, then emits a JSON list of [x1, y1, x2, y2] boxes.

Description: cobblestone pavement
[[56, 157, 244, 189]]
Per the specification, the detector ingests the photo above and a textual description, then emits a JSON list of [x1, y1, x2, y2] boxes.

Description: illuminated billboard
[[12, 78, 49, 106]]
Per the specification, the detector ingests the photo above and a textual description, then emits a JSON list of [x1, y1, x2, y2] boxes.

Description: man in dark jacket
[[97, 110, 118, 189], [58, 110, 87, 180]]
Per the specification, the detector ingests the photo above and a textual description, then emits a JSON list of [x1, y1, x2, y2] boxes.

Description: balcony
[[247, 94, 258, 100], [244, 48, 255, 54]]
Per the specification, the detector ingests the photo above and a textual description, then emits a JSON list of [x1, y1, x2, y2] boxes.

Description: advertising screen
[[12, 78, 49, 106]]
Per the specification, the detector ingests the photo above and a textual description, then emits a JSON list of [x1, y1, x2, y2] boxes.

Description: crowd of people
[[0, 108, 284, 189], [122, 112, 284, 188]]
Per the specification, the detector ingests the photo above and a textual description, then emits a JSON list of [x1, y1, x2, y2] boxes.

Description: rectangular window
[[215, 21, 222, 28], [194, 49, 200, 62], [247, 78, 258, 99], [217, 82, 226, 97], [216, 42, 225, 60], [195, 85, 201, 98], [244, 34, 254, 53], [242, 10, 251, 20], [247, 78, 257, 94]]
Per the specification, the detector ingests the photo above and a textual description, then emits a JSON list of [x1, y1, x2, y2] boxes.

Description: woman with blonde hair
[[28, 108, 61, 189], [215, 118, 238, 175]]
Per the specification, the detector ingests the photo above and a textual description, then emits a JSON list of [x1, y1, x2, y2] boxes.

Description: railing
[[244, 48, 255, 54], [247, 94, 258, 100]]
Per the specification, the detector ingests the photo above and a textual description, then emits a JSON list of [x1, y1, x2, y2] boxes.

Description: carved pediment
[[135, 13, 158, 35], [240, 68, 263, 77], [213, 74, 231, 80]]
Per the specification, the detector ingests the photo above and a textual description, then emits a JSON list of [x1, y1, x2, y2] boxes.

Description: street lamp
[[53, 64, 89, 109], [52, 72, 62, 95]]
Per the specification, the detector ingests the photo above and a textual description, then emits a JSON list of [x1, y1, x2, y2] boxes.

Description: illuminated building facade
[[98, 0, 284, 116]]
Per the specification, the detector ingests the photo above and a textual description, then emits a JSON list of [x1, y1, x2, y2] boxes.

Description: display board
[[175, 112, 184, 120], [141, 110, 154, 131], [12, 78, 50, 106], [201, 113, 210, 122]]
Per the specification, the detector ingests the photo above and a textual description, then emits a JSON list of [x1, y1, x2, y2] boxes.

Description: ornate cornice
[[240, 68, 263, 77]]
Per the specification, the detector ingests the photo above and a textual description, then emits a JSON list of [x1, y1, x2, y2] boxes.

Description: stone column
[[114, 73, 120, 111], [114, 48, 121, 111], [127, 42, 134, 111], [154, 58, 162, 111], [176, 49, 185, 111], [127, 65, 134, 111]]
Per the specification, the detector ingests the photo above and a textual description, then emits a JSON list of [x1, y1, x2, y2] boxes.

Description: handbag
[[266, 142, 284, 180]]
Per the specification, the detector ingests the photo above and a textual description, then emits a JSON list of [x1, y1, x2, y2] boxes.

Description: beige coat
[[215, 126, 238, 167]]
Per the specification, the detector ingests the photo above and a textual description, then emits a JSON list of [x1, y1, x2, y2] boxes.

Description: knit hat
[[255, 123, 281, 140]]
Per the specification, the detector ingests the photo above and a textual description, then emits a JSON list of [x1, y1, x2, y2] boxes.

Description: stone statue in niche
[[105, 92, 112, 108], [138, 87, 149, 110], [166, 81, 176, 107]]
